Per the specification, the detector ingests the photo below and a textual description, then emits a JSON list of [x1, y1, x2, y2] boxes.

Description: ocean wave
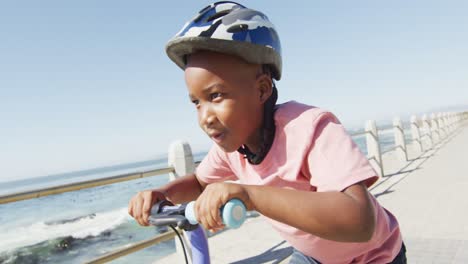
[[45, 213, 97, 226], [0, 207, 130, 253]]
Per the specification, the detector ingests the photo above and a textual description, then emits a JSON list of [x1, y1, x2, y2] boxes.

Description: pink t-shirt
[[196, 101, 402, 263]]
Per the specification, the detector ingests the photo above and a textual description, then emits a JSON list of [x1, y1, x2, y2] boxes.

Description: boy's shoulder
[[275, 100, 336, 128]]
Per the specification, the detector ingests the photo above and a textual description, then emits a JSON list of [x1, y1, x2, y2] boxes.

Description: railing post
[[430, 113, 440, 145], [411, 115, 423, 154], [453, 112, 459, 130], [452, 112, 455, 130], [422, 114, 433, 149], [451, 112, 456, 130], [437, 113, 446, 139], [448, 112, 452, 129], [446, 112, 452, 133], [441, 113, 446, 134], [393, 117, 407, 163], [168, 140, 196, 262], [365, 120, 384, 177], [452, 112, 458, 130], [451, 112, 456, 131], [168, 140, 195, 181], [444, 113, 451, 134]]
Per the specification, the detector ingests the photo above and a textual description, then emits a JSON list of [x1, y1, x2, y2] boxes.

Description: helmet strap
[[237, 81, 278, 165]]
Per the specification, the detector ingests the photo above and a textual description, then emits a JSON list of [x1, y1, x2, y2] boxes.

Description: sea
[[0, 127, 412, 264]]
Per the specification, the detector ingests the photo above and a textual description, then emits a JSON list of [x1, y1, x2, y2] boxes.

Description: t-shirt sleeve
[[307, 112, 378, 192], [195, 144, 238, 184]]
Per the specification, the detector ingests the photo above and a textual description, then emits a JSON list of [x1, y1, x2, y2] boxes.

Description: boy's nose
[[199, 104, 216, 128]]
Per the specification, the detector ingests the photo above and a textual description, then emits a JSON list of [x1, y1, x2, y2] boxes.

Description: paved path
[[157, 125, 468, 264], [374, 126, 468, 263]]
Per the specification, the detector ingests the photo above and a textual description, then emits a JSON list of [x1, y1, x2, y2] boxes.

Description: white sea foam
[[0, 207, 130, 252]]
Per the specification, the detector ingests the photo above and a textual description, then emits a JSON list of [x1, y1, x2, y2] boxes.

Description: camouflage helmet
[[166, 1, 282, 80]]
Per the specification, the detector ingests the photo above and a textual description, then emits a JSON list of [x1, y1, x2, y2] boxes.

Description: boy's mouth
[[209, 132, 225, 144]]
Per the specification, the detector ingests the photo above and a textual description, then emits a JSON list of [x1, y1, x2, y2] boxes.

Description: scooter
[[149, 199, 247, 264]]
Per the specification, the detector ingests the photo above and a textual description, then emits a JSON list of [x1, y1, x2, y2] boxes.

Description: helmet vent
[[206, 10, 232, 22], [227, 24, 248, 33], [198, 5, 211, 14]]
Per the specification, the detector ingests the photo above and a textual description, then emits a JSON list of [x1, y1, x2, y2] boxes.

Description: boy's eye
[[191, 99, 200, 106], [210, 93, 222, 100]]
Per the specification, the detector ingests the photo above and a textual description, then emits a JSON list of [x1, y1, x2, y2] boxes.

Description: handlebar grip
[[184, 198, 246, 229]]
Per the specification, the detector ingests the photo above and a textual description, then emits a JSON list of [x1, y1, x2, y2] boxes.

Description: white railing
[[1, 111, 467, 263], [0, 167, 174, 205], [0, 141, 200, 263], [351, 111, 468, 177]]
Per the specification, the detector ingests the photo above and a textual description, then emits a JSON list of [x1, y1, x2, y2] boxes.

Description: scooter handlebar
[[184, 198, 246, 229]]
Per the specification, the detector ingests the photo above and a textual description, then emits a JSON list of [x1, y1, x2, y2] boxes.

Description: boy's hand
[[128, 189, 166, 226], [194, 182, 253, 232]]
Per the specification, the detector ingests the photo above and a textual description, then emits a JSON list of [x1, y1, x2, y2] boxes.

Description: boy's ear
[[257, 74, 273, 103]]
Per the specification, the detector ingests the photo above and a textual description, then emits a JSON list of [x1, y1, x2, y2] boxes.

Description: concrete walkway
[[374, 126, 468, 263], [157, 125, 468, 264]]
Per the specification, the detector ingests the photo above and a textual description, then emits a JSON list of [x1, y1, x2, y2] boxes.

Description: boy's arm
[[245, 182, 375, 242], [128, 173, 208, 226], [196, 181, 375, 242], [162, 173, 208, 204]]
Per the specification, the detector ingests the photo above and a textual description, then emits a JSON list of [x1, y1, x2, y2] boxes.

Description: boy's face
[[185, 51, 270, 153]]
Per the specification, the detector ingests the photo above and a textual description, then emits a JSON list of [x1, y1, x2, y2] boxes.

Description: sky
[[1, 0, 467, 182]]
